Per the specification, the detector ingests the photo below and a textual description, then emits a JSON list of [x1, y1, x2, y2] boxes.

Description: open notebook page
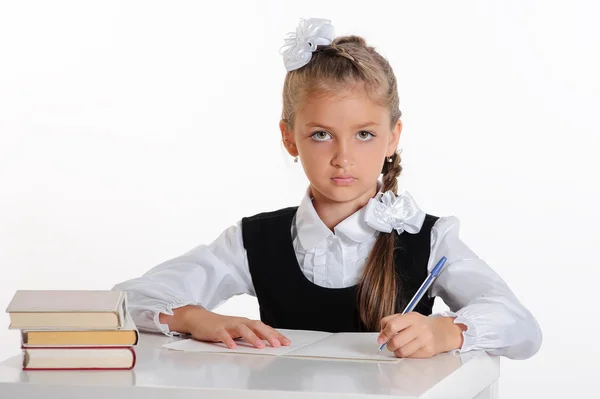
[[163, 329, 400, 362], [286, 332, 399, 362], [162, 329, 330, 356]]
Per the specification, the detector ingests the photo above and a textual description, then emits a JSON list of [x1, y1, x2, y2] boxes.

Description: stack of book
[[5, 289, 138, 370]]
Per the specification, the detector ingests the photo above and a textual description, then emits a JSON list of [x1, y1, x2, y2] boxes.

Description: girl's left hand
[[377, 312, 465, 359]]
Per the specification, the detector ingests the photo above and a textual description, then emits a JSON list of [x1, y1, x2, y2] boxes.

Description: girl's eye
[[311, 131, 332, 141], [356, 131, 375, 141]]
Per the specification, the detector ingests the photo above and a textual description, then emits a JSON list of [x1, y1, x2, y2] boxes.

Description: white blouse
[[113, 188, 542, 360]]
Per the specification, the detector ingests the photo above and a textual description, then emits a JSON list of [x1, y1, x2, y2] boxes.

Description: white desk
[[0, 332, 499, 398]]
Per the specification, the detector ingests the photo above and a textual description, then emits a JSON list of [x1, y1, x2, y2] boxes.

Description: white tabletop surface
[[0, 332, 499, 398]]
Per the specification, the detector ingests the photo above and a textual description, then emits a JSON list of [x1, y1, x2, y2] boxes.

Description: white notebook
[[163, 329, 401, 363]]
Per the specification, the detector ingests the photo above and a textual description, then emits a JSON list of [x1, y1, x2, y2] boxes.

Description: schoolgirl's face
[[281, 88, 401, 205]]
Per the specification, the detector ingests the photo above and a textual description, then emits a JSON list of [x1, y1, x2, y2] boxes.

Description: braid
[[317, 44, 359, 65], [331, 45, 358, 63], [356, 151, 403, 330], [381, 152, 402, 193]]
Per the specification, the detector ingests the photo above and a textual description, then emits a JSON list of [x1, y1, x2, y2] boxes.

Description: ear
[[387, 120, 402, 157], [280, 120, 299, 157]]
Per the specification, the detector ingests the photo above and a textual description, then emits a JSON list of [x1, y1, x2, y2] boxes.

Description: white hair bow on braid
[[364, 191, 426, 235], [279, 18, 335, 71]]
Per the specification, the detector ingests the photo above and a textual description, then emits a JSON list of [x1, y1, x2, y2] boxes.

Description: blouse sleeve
[[111, 220, 254, 335], [427, 216, 543, 360]]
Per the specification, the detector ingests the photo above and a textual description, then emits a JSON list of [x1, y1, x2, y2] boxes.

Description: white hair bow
[[364, 191, 425, 235], [280, 18, 335, 71]]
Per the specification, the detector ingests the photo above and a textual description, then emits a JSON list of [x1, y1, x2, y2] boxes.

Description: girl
[[113, 18, 542, 360]]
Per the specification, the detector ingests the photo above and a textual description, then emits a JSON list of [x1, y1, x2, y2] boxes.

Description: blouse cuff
[[435, 310, 479, 353], [152, 302, 204, 336]]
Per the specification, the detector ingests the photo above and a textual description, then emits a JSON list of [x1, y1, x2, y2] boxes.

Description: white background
[[1, 0, 598, 397]]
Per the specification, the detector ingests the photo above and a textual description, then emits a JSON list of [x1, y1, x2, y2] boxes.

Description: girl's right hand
[[161, 305, 291, 349]]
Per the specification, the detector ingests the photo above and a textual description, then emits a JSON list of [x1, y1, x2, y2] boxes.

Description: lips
[[332, 174, 355, 180], [331, 175, 356, 185]]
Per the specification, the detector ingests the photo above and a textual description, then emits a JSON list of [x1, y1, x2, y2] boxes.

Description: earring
[[387, 156, 393, 163], [294, 156, 299, 163]]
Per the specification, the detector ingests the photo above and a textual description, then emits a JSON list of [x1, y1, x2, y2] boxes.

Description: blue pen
[[377, 256, 448, 353]]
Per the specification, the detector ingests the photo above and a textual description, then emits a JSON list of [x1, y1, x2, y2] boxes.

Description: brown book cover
[[21, 311, 139, 347], [6, 290, 127, 330]]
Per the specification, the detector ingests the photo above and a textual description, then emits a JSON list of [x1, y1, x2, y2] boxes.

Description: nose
[[331, 139, 354, 169]]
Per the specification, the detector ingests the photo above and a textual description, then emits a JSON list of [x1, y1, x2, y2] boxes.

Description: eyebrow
[[305, 121, 379, 130]]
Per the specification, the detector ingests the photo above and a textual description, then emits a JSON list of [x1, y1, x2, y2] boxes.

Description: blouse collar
[[295, 181, 383, 250], [295, 180, 426, 251]]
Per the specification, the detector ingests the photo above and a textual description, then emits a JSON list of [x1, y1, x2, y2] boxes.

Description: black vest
[[241, 207, 438, 333]]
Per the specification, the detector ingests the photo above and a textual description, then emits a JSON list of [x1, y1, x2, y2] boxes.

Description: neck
[[311, 185, 379, 231]]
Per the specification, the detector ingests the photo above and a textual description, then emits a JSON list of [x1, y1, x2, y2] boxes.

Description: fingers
[[386, 325, 419, 353], [378, 313, 418, 344], [276, 331, 291, 346], [218, 330, 238, 349], [379, 313, 397, 331], [250, 321, 291, 347], [236, 324, 266, 349], [394, 337, 422, 358], [217, 318, 291, 349]]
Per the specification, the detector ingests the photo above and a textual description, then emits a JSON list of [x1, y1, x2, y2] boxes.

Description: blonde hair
[[281, 35, 404, 331]]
